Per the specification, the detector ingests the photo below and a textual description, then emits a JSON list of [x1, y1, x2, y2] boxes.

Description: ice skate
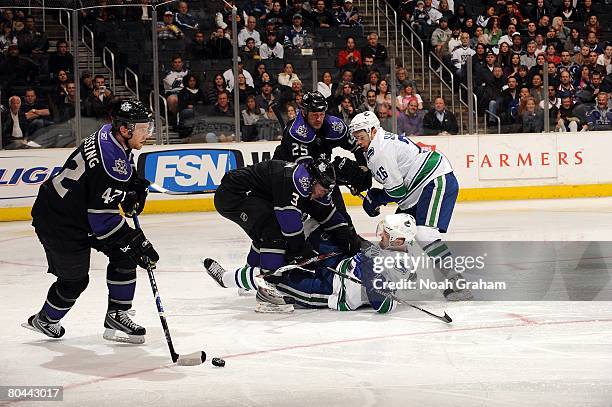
[[202, 258, 227, 288], [103, 309, 146, 344], [255, 276, 295, 313], [22, 312, 65, 339]]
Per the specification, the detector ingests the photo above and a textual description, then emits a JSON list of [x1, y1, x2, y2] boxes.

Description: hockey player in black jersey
[[23, 100, 159, 344], [272, 91, 372, 225], [211, 158, 360, 312]]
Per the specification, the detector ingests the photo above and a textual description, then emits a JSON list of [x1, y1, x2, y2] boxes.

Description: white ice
[[1, 198, 612, 407]]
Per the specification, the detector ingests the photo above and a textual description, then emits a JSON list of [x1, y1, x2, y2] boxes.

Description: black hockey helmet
[[302, 91, 328, 116], [307, 158, 336, 190], [111, 99, 154, 136]]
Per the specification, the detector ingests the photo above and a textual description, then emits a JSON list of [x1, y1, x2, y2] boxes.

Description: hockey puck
[[212, 357, 225, 367]]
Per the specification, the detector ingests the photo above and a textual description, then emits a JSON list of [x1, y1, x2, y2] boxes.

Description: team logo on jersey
[[299, 176, 311, 191], [331, 121, 345, 133], [112, 158, 128, 175], [121, 102, 132, 111], [240, 212, 248, 222], [296, 125, 309, 139]]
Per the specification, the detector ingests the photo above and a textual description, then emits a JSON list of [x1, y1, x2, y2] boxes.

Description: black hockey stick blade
[[407, 305, 452, 323]]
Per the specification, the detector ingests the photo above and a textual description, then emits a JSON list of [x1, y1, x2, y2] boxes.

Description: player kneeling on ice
[[23, 100, 159, 343], [205, 214, 418, 313], [206, 158, 360, 312], [349, 111, 472, 301]]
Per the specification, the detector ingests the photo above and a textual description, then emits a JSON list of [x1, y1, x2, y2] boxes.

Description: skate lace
[[208, 262, 225, 279], [117, 310, 140, 330], [46, 321, 62, 336]]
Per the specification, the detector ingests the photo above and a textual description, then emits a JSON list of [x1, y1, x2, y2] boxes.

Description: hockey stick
[[273, 251, 342, 275], [321, 266, 452, 323], [133, 216, 207, 366], [148, 182, 206, 195]]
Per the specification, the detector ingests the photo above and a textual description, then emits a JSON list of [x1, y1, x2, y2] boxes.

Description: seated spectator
[[476, 51, 497, 86], [596, 44, 611, 76], [81, 71, 93, 99], [284, 13, 310, 50], [361, 69, 380, 97], [309, 0, 337, 28], [278, 79, 303, 106], [336, 0, 362, 27], [358, 89, 378, 112], [174, 1, 200, 33], [539, 85, 562, 110], [0, 25, 17, 54], [556, 95, 581, 132], [1, 95, 29, 149], [431, 17, 452, 56], [256, 81, 277, 110], [265, 2, 286, 31], [423, 97, 458, 135], [223, 57, 254, 91], [236, 73, 256, 105], [530, 74, 545, 104], [47, 40, 72, 79], [334, 96, 357, 122], [208, 28, 233, 59], [278, 62, 300, 87], [21, 88, 52, 135], [50, 69, 70, 106], [551, 17, 570, 43], [259, 31, 284, 60], [519, 97, 544, 132], [334, 81, 362, 109], [239, 37, 261, 61], [376, 101, 393, 132], [584, 92, 612, 131], [555, 0, 578, 23], [337, 36, 362, 69], [564, 28, 582, 55], [397, 83, 423, 111], [375, 78, 392, 106], [0, 44, 38, 85], [83, 74, 115, 122], [188, 31, 211, 60], [557, 70, 576, 100], [212, 89, 234, 117], [257, 102, 283, 140], [450, 32, 475, 82], [521, 41, 538, 69], [394, 67, 416, 95], [17, 16, 48, 56], [584, 31, 603, 54], [215, 0, 247, 30], [206, 73, 229, 105], [317, 71, 334, 101], [480, 66, 506, 121], [353, 55, 376, 87], [157, 11, 184, 40], [176, 74, 205, 139], [244, 0, 267, 21], [401, 99, 425, 136], [361, 32, 387, 64], [162, 55, 189, 115], [241, 95, 266, 141], [545, 44, 560, 65], [238, 16, 262, 47]]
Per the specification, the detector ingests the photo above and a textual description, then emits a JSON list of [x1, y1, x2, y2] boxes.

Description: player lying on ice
[[204, 213, 419, 313], [348, 111, 472, 301]]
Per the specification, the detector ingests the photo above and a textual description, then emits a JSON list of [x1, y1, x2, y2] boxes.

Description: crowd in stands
[[396, 0, 612, 132]]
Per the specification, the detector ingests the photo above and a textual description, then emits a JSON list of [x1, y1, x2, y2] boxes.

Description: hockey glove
[[118, 229, 159, 270], [121, 177, 150, 218], [333, 156, 372, 194], [330, 226, 361, 256], [363, 188, 393, 217], [287, 242, 319, 267]]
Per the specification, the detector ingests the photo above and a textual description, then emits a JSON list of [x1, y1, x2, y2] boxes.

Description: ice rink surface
[[1, 198, 612, 407]]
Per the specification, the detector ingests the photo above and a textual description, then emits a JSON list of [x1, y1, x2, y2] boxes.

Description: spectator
[[157, 11, 184, 40], [239, 37, 261, 61], [236, 73, 256, 105], [49, 69, 70, 106], [397, 83, 423, 111], [215, 0, 246, 30], [241, 95, 266, 141], [162, 55, 189, 114], [21, 88, 52, 135], [498, 23, 517, 46], [16, 16, 48, 56], [48, 40, 73, 79], [256, 81, 276, 110], [188, 31, 211, 60], [2, 95, 29, 149], [531, 0, 550, 24], [376, 78, 392, 106], [244, 0, 267, 21], [376, 101, 393, 132], [361, 32, 388, 64], [451, 32, 475, 81], [358, 89, 378, 113], [279, 79, 303, 106], [259, 31, 284, 59], [402, 99, 425, 136], [584, 92, 612, 131], [530, 74, 545, 104], [596, 44, 612, 76], [557, 70, 576, 100], [278, 62, 300, 87], [528, 54, 547, 81], [284, 13, 310, 50], [423, 97, 458, 135], [238, 16, 262, 47], [577, 0, 596, 22], [476, 5, 495, 28], [510, 32, 524, 54], [485, 16, 502, 47], [0, 44, 38, 85], [476, 51, 497, 86], [431, 17, 452, 56], [84, 74, 115, 121], [447, 25, 462, 55], [498, 42, 512, 68], [585, 31, 603, 54], [545, 44, 560, 65], [208, 28, 232, 59], [361, 70, 380, 97], [519, 97, 544, 132], [539, 85, 562, 111], [0, 25, 17, 54], [265, 2, 286, 30], [177, 74, 205, 139], [317, 71, 334, 100], [286, 103, 298, 122], [337, 36, 362, 69], [223, 57, 254, 91], [449, 3, 469, 28], [481, 66, 506, 122], [551, 17, 570, 43], [556, 95, 580, 132], [212, 90, 234, 117], [309, 0, 337, 28], [174, 1, 200, 33], [521, 41, 538, 69], [564, 28, 582, 54], [537, 15, 551, 37], [498, 76, 520, 124], [286, 1, 310, 26], [555, 0, 578, 23], [206, 73, 228, 105], [336, 0, 362, 27], [334, 96, 357, 122], [395, 67, 416, 95]]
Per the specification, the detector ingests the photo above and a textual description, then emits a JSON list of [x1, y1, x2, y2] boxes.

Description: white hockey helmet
[[349, 111, 380, 136], [376, 214, 417, 247]]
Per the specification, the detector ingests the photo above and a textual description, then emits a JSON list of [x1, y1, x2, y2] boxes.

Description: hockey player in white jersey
[[348, 111, 472, 301], [204, 214, 419, 313]]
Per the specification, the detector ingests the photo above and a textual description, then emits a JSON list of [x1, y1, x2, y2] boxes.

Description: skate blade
[[238, 288, 254, 296], [103, 328, 145, 344], [21, 322, 63, 338], [254, 302, 294, 313]]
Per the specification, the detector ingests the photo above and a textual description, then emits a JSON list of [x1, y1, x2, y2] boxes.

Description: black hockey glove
[[287, 242, 319, 267], [121, 177, 150, 218], [117, 229, 159, 269], [333, 156, 372, 194], [330, 226, 361, 256]]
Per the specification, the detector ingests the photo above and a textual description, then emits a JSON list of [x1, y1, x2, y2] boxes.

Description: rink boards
[[2, 131, 612, 221]]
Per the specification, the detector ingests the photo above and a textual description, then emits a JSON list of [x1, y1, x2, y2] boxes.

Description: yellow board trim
[[3, 183, 612, 222]]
